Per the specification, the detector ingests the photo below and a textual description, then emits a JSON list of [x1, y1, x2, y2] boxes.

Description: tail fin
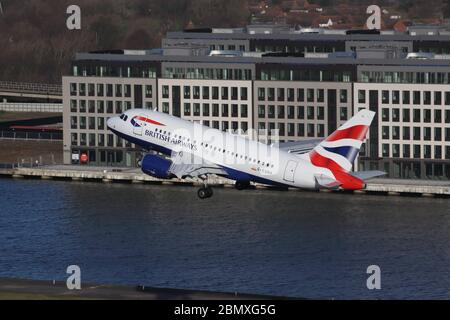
[[309, 109, 375, 173]]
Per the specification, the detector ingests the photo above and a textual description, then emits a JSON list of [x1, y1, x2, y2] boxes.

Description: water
[[0, 177, 449, 299]]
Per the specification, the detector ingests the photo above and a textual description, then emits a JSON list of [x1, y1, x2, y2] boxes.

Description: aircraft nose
[[107, 117, 117, 130]]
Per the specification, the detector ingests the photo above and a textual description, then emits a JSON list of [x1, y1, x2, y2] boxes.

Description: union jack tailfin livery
[[309, 109, 379, 190]]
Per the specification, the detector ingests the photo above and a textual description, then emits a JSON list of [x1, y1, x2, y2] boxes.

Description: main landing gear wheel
[[235, 181, 250, 190], [198, 186, 213, 199]]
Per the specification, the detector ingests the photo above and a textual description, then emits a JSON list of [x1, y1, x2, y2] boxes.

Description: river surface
[[0, 177, 449, 299]]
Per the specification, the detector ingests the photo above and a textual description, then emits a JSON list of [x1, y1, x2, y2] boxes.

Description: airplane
[[107, 108, 385, 199]]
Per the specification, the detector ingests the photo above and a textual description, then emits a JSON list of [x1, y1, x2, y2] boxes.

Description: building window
[[268, 105, 275, 118], [287, 88, 294, 102], [268, 88, 275, 101], [382, 126, 390, 139], [392, 126, 400, 140], [297, 106, 304, 119], [287, 106, 295, 119], [80, 133, 87, 146], [124, 85, 131, 97], [258, 105, 265, 118], [358, 90, 366, 104], [382, 108, 389, 122], [71, 133, 78, 145], [382, 90, 390, 104], [392, 91, 400, 104], [382, 144, 389, 157], [340, 90, 347, 103], [79, 116, 86, 129], [212, 87, 219, 100], [98, 117, 105, 130], [413, 91, 421, 105], [88, 117, 95, 130], [145, 85, 153, 98], [79, 83, 86, 96], [184, 103, 191, 116], [203, 104, 210, 116], [221, 87, 228, 100], [424, 145, 431, 159], [435, 146, 442, 159], [435, 127, 442, 141], [424, 91, 431, 105], [193, 103, 200, 116], [79, 100, 86, 113], [435, 110, 442, 123], [413, 109, 421, 123], [241, 87, 248, 101], [307, 106, 314, 120], [340, 107, 348, 120], [413, 145, 421, 158], [162, 85, 169, 99], [277, 105, 285, 119], [70, 100, 77, 112], [203, 86, 210, 99], [403, 127, 410, 140], [241, 105, 248, 118], [231, 104, 238, 117], [317, 124, 325, 137], [297, 124, 305, 137], [106, 84, 112, 97], [403, 144, 410, 158], [307, 89, 314, 102], [222, 104, 228, 117], [307, 124, 315, 137], [98, 134, 104, 147], [70, 83, 77, 96], [89, 134, 96, 147], [107, 134, 114, 147], [413, 127, 421, 140], [402, 91, 410, 104], [288, 123, 295, 136], [258, 88, 265, 101], [317, 89, 324, 103], [445, 92, 450, 105], [317, 106, 324, 120], [115, 84, 122, 97], [434, 91, 442, 105], [403, 109, 410, 122], [70, 116, 77, 129], [162, 102, 170, 114], [392, 108, 400, 122], [212, 104, 219, 117], [297, 88, 304, 102]]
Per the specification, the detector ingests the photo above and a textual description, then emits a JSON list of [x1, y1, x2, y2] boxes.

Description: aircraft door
[[283, 160, 298, 183], [133, 114, 146, 136]]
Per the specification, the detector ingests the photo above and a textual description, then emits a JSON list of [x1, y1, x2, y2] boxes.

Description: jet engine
[[141, 154, 174, 179]]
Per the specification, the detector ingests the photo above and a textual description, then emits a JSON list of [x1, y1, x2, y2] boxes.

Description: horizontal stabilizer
[[351, 170, 386, 181], [314, 174, 342, 190]]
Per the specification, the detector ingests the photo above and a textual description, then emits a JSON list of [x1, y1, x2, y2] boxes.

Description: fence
[[0, 130, 62, 141], [0, 81, 62, 95], [0, 102, 63, 113], [14, 154, 59, 168]]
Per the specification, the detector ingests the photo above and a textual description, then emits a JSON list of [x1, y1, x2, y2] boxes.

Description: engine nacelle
[[141, 154, 173, 179]]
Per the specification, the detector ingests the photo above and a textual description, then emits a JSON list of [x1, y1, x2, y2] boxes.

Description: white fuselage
[[107, 109, 334, 189]]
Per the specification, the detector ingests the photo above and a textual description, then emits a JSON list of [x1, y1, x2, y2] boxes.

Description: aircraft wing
[[276, 139, 322, 155], [168, 151, 227, 179]]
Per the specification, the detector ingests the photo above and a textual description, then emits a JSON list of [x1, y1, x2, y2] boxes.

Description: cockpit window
[[119, 114, 128, 121]]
